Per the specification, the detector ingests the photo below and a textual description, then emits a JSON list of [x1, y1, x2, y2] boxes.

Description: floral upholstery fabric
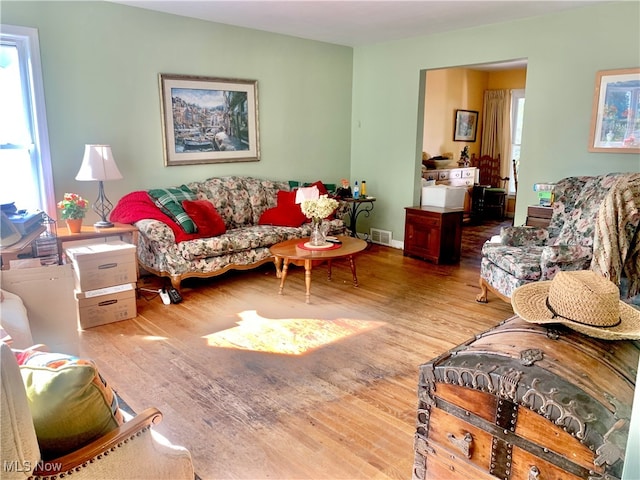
[[480, 173, 633, 299], [135, 176, 347, 286], [480, 257, 531, 299], [499, 226, 548, 247]]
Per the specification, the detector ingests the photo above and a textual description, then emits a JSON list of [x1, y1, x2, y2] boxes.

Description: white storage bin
[[421, 185, 466, 209]]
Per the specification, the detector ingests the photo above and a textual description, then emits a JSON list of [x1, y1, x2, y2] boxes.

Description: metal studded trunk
[[413, 316, 639, 480]]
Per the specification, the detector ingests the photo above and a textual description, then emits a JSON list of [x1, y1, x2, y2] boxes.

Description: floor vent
[[370, 228, 392, 246]]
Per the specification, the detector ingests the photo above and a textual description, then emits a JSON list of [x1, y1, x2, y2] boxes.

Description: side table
[[525, 205, 552, 228], [56, 223, 139, 265], [342, 197, 376, 239]]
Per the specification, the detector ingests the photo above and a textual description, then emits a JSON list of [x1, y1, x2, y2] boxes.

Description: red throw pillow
[[277, 190, 297, 206], [309, 181, 329, 196], [181, 200, 227, 237], [259, 205, 307, 227]]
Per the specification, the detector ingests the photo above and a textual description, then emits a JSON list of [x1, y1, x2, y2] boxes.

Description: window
[[509, 89, 525, 194], [0, 25, 54, 216]]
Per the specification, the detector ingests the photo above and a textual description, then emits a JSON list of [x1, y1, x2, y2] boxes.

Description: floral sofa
[[111, 176, 347, 290], [476, 172, 640, 303]]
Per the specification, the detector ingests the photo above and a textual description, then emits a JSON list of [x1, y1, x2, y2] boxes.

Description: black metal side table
[[342, 197, 376, 239]]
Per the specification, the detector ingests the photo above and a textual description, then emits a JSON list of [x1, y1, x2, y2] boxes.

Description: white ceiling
[[111, 0, 605, 47]]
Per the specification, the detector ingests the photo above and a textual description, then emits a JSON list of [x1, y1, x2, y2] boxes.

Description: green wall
[[3, 1, 639, 236], [351, 1, 640, 240], [1, 1, 353, 225]]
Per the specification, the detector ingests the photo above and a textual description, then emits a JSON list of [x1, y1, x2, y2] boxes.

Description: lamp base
[[94, 220, 114, 228]]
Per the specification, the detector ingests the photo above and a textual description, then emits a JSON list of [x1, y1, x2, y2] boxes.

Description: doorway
[[419, 59, 527, 220]]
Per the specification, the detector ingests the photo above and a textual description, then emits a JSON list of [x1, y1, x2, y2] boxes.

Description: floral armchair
[[476, 172, 640, 303]]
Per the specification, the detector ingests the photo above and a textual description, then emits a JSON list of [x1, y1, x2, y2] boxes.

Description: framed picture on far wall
[[453, 109, 478, 142], [588, 67, 640, 153], [159, 74, 260, 165]]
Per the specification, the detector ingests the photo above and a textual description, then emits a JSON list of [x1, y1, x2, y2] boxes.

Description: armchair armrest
[[500, 226, 549, 246], [34, 408, 193, 479], [540, 245, 593, 280]]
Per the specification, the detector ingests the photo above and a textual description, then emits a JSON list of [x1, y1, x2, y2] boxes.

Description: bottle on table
[[361, 180, 367, 196], [353, 181, 360, 199]]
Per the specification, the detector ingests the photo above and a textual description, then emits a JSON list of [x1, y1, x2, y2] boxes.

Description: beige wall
[[422, 67, 526, 164]]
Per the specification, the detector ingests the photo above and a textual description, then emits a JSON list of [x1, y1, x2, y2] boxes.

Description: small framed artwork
[[159, 74, 260, 165], [453, 109, 478, 142], [588, 67, 640, 153]]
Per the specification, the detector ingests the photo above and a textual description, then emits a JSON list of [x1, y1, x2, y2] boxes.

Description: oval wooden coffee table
[[270, 235, 367, 304]]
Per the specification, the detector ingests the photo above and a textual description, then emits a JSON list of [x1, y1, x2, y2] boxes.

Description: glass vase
[[310, 219, 327, 246]]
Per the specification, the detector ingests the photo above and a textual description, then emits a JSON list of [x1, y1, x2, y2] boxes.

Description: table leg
[[346, 200, 375, 240], [278, 259, 290, 295], [274, 256, 283, 278], [348, 255, 359, 287], [304, 259, 312, 304]]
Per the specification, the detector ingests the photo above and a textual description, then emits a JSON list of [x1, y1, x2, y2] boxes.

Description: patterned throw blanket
[[591, 173, 640, 297]]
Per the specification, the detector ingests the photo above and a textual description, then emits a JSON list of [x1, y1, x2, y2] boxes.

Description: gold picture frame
[[588, 67, 640, 153], [159, 74, 260, 165]]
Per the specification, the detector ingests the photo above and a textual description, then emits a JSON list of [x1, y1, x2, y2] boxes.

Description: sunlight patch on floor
[[142, 335, 168, 341], [203, 310, 386, 355]]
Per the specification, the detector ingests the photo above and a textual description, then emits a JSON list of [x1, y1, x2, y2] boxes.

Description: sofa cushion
[[308, 180, 329, 196], [148, 186, 198, 234], [482, 243, 545, 281], [258, 205, 307, 227], [258, 189, 309, 227], [188, 176, 255, 229], [182, 200, 227, 237], [242, 178, 291, 225], [17, 350, 124, 459], [277, 189, 297, 206]]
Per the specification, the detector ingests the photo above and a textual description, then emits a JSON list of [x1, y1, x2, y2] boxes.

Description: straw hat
[[511, 270, 640, 340]]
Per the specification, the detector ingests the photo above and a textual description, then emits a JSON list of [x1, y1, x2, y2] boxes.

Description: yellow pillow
[[18, 350, 124, 459]]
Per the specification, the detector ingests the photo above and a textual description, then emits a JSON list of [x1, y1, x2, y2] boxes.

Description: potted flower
[[301, 194, 339, 246], [57, 193, 89, 233]]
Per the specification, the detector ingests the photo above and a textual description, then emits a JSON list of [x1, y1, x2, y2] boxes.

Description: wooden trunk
[[413, 316, 639, 480]]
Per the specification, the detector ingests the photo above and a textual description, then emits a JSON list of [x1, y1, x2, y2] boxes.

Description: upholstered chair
[[476, 172, 640, 303], [1, 291, 194, 480]]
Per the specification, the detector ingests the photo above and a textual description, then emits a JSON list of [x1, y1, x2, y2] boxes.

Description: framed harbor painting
[[159, 74, 260, 165], [588, 67, 640, 153]]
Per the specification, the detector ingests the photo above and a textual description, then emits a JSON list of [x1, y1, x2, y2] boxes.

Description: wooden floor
[[78, 220, 514, 480]]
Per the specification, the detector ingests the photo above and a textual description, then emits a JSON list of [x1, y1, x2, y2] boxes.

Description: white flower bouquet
[[301, 194, 338, 222]]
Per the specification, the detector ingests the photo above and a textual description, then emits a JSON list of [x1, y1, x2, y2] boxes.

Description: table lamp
[[75, 144, 123, 228]]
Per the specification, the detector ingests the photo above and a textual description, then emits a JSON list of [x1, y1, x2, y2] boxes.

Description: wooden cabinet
[[403, 206, 463, 264], [413, 316, 638, 480], [526, 205, 552, 227]]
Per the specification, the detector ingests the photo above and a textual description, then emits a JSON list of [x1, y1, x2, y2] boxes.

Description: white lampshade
[[75, 145, 123, 181]]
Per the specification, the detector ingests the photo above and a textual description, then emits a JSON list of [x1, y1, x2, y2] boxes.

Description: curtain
[[481, 89, 512, 179]]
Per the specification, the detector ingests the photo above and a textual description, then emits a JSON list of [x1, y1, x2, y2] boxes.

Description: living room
[[1, 1, 639, 479]]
